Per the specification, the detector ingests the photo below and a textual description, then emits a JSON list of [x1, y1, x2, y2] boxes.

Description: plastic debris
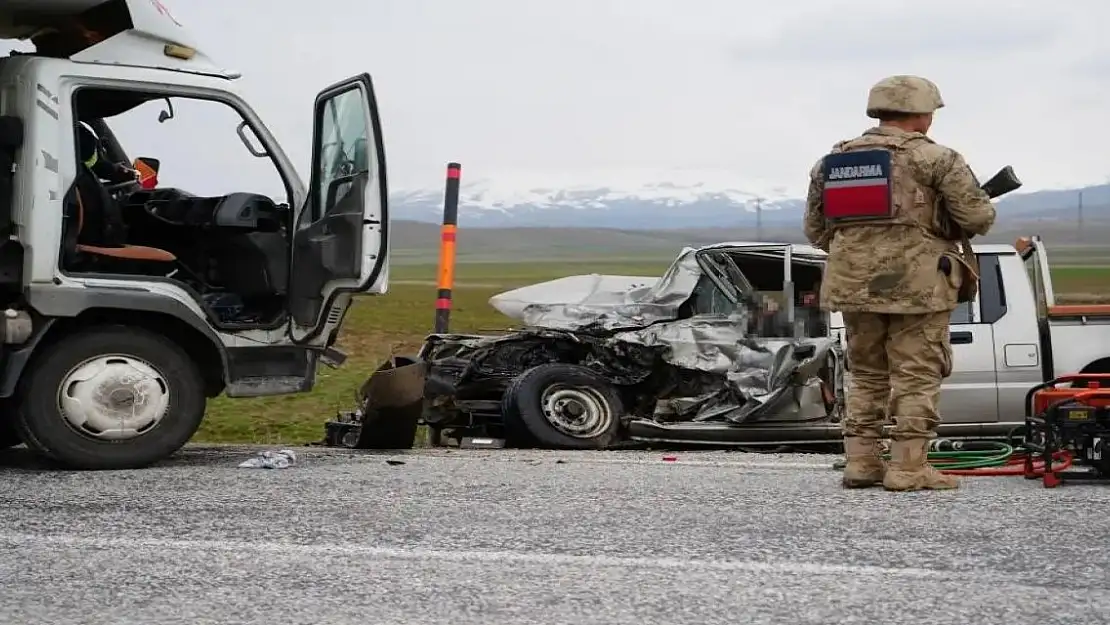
[[238, 449, 297, 469]]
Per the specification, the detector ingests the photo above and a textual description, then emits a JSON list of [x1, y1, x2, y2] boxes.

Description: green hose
[[922, 443, 1015, 469], [831, 441, 1019, 470]]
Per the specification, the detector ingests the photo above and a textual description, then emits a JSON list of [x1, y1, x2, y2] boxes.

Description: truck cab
[[0, 0, 390, 468]]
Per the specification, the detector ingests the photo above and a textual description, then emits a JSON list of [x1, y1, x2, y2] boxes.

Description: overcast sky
[[14, 0, 1110, 197]]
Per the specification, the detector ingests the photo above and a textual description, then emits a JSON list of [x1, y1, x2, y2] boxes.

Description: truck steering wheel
[[104, 179, 141, 195]]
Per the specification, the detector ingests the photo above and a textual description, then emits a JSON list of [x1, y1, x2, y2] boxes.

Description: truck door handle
[[950, 331, 973, 344]]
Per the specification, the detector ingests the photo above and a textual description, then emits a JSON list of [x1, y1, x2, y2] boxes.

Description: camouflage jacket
[[803, 126, 996, 314]]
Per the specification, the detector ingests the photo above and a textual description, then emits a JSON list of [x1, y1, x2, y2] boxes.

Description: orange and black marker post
[[434, 162, 461, 333]]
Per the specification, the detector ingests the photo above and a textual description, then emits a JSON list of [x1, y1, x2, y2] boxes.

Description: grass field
[[195, 259, 1110, 445]]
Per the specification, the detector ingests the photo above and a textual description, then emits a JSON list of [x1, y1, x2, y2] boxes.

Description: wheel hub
[[107, 388, 137, 409], [540, 385, 613, 439], [57, 355, 170, 441]]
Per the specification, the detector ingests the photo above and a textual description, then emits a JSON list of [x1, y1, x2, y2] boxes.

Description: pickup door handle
[[950, 331, 973, 344]]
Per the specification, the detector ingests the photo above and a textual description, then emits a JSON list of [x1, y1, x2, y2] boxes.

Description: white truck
[[0, 0, 391, 468]]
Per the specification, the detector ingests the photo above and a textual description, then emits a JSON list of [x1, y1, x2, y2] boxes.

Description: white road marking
[[0, 533, 942, 579], [390, 452, 834, 471], [548, 457, 831, 470]]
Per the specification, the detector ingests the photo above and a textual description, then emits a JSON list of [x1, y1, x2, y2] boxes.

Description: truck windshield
[[87, 95, 288, 202]]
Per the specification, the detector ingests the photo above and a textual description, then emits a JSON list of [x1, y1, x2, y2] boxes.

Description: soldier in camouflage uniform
[[803, 75, 997, 491]]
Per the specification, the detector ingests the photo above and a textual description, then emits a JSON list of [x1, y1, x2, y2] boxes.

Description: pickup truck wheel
[[15, 326, 206, 470], [503, 363, 623, 450]]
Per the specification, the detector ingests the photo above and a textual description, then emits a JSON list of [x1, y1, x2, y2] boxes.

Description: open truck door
[[288, 73, 389, 346]]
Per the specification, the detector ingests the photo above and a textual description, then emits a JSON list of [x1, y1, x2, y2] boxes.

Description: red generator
[[1024, 374, 1110, 487]]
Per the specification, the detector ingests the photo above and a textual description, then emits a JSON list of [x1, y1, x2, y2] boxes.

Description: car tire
[[15, 326, 207, 470], [500, 374, 537, 448], [503, 363, 623, 449]]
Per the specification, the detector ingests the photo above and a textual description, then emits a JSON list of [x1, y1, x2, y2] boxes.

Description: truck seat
[[73, 189, 176, 263]]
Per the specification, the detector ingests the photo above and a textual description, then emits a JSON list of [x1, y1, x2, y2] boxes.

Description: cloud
[[732, 2, 1066, 64], [1, 0, 1107, 198]]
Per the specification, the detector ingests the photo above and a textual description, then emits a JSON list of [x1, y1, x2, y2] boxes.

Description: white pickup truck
[[927, 235, 1110, 432]]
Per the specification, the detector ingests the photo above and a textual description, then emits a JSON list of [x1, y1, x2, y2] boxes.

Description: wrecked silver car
[[331, 243, 852, 450]]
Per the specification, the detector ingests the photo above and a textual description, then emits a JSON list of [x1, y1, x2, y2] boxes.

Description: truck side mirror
[[135, 157, 160, 173]]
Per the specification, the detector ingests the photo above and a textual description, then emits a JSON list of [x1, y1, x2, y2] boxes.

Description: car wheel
[[500, 374, 538, 448], [15, 326, 206, 470], [503, 363, 623, 449]]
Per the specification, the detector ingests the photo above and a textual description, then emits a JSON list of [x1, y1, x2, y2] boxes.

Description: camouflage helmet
[[865, 75, 945, 118]]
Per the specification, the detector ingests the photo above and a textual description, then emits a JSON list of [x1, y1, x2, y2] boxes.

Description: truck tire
[[502, 363, 623, 449], [14, 326, 206, 470]]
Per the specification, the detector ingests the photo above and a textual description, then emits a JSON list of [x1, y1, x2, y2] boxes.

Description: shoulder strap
[[946, 235, 980, 303]]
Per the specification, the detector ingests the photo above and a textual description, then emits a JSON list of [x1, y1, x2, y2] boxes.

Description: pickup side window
[[977, 254, 1007, 324], [949, 253, 1006, 325]]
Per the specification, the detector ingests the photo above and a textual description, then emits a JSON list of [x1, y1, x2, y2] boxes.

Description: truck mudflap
[[324, 355, 426, 449]]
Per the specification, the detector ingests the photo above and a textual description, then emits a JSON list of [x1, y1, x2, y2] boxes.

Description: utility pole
[[755, 197, 763, 241], [1078, 190, 1084, 245]]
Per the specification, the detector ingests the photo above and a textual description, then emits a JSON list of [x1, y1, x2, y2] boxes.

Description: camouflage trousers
[[841, 311, 953, 441]]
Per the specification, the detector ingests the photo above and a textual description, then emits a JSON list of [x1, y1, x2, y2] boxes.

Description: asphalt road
[[1, 445, 1109, 625]]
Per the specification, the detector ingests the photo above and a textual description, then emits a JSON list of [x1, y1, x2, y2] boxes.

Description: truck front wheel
[[15, 326, 207, 470]]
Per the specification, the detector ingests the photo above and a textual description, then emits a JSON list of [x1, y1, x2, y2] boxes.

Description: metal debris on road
[[237, 449, 297, 469]]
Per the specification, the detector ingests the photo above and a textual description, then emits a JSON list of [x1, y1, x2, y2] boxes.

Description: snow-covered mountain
[[389, 169, 1107, 229]]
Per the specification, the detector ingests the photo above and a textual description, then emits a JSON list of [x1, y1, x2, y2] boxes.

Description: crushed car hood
[[490, 246, 705, 332]]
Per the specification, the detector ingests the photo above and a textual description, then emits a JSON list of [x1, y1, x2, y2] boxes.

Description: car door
[[938, 255, 999, 424], [287, 73, 389, 346]]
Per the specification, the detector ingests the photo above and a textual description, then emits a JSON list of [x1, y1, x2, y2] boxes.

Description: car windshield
[[695, 249, 756, 310]]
